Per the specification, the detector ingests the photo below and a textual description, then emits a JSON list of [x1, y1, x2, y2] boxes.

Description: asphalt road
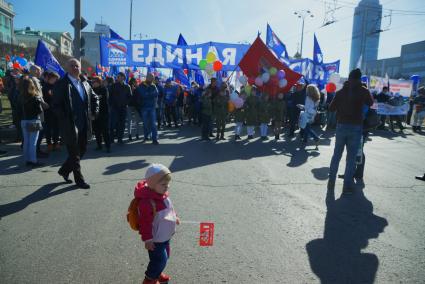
[[1, 125, 424, 283]]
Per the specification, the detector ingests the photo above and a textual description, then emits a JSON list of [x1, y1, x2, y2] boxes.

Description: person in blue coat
[[135, 73, 159, 145]]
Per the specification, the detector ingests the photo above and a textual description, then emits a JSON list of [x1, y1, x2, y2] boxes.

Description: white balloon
[[329, 73, 341, 84], [278, 79, 288, 88], [230, 91, 239, 101], [261, 72, 270, 83], [238, 76, 247, 85]]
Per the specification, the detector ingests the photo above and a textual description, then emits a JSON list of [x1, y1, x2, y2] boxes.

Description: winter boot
[[158, 273, 171, 283]]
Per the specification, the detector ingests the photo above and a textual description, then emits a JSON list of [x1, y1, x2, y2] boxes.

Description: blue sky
[[10, 0, 425, 76]]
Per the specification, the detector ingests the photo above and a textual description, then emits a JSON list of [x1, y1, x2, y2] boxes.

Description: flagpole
[[129, 0, 133, 40], [294, 10, 314, 58]]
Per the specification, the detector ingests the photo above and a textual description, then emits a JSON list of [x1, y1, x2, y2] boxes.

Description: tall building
[[365, 40, 425, 78], [0, 0, 14, 44], [82, 23, 111, 66], [349, 0, 382, 71]]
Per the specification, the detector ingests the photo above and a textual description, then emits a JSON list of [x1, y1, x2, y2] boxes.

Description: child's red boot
[[142, 276, 159, 284], [158, 273, 170, 283]]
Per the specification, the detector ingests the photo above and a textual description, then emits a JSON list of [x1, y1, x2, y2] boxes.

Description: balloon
[[206, 52, 216, 63], [228, 101, 235, 112], [361, 75, 368, 84], [199, 59, 208, 70], [5, 55, 10, 62], [230, 91, 239, 101], [234, 97, 244, 108], [183, 69, 188, 75], [238, 75, 247, 85], [278, 79, 288, 88], [326, 82, 337, 93], [255, 76, 263, 87], [213, 60, 223, 72], [277, 69, 286, 79], [248, 77, 255, 85], [87, 67, 92, 72], [13, 62, 22, 69], [329, 73, 341, 84], [7, 62, 13, 68], [269, 67, 277, 76], [261, 72, 270, 83], [244, 85, 252, 95], [16, 57, 28, 67], [205, 63, 213, 72], [19, 53, 25, 58]]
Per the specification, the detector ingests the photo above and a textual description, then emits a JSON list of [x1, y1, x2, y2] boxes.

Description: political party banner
[[285, 58, 340, 87], [370, 75, 412, 115], [100, 37, 250, 71]]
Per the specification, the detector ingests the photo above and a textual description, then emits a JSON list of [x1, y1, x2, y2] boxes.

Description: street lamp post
[[294, 10, 314, 58], [129, 0, 133, 40]]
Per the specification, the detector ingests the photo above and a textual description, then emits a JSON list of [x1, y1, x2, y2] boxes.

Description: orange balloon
[[228, 101, 235, 112]]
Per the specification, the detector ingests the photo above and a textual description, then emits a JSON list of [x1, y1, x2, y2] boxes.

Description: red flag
[[238, 37, 302, 95], [199, 222, 214, 246]]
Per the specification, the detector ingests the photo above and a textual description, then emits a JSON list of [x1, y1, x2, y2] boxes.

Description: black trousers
[[59, 131, 87, 184], [93, 118, 110, 149], [165, 105, 177, 126]]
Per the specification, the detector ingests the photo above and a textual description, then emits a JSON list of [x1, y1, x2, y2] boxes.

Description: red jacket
[[134, 180, 169, 241]]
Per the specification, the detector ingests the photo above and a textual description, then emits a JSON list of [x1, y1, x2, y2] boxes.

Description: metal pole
[[300, 17, 305, 58], [129, 0, 133, 40], [73, 0, 81, 60]]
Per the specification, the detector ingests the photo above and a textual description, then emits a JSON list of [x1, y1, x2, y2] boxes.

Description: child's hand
[[145, 241, 155, 251], [176, 216, 181, 225]]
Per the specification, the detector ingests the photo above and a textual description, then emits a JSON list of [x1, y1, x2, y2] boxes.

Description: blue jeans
[[141, 108, 158, 141], [303, 123, 319, 142], [329, 124, 363, 187], [21, 119, 40, 163], [145, 240, 170, 279]]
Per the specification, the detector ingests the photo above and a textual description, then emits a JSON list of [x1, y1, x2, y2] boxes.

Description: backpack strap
[[149, 199, 157, 217]]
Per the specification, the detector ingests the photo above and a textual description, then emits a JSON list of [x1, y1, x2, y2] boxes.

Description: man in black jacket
[[109, 72, 131, 144], [52, 58, 99, 189]]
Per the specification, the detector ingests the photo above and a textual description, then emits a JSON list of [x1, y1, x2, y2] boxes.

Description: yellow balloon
[[206, 52, 217, 63]]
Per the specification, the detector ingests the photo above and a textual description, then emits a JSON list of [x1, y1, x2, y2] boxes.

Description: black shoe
[[76, 182, 90, 189], [220, 136, 226, 140], [152, 140, 159, 145], [235, 135, 241, 140], [247, 135, 253, 140], [209, 134, 215, 138], [58, 170, 73, 184], [415, 175, 425, 181], [128, 135, 133, 141], [275, 134, 279, 140], [37, 151, 49, 159], [136, 134, 140, 140], [216, 135, 220, 141], [28, 161, 44, 168]]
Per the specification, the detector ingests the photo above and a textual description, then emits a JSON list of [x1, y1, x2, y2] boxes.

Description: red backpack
[[126, 198, 156, 231]]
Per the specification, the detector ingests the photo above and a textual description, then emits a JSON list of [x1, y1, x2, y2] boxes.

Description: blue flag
[[34, 40, 65, 77], [110, 28, 124, 40], [173, 34, 190, 87], [266, 24, 289, 59], [194, 70, 205, 86], [313, 34, 323, 64]]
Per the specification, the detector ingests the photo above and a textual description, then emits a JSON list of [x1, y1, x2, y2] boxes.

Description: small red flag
[[199, 222, 214, 246], [238, 37, 302, 95]]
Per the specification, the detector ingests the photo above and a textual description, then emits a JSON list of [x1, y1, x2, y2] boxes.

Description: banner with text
[[100, 37, 250, 71], [370, 75, 412, 115]]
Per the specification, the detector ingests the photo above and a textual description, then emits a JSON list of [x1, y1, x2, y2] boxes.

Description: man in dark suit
[[52, 58, 99, 189]]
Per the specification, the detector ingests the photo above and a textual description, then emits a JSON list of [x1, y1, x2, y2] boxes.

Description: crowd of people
[[1, 59, 425, 187]]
